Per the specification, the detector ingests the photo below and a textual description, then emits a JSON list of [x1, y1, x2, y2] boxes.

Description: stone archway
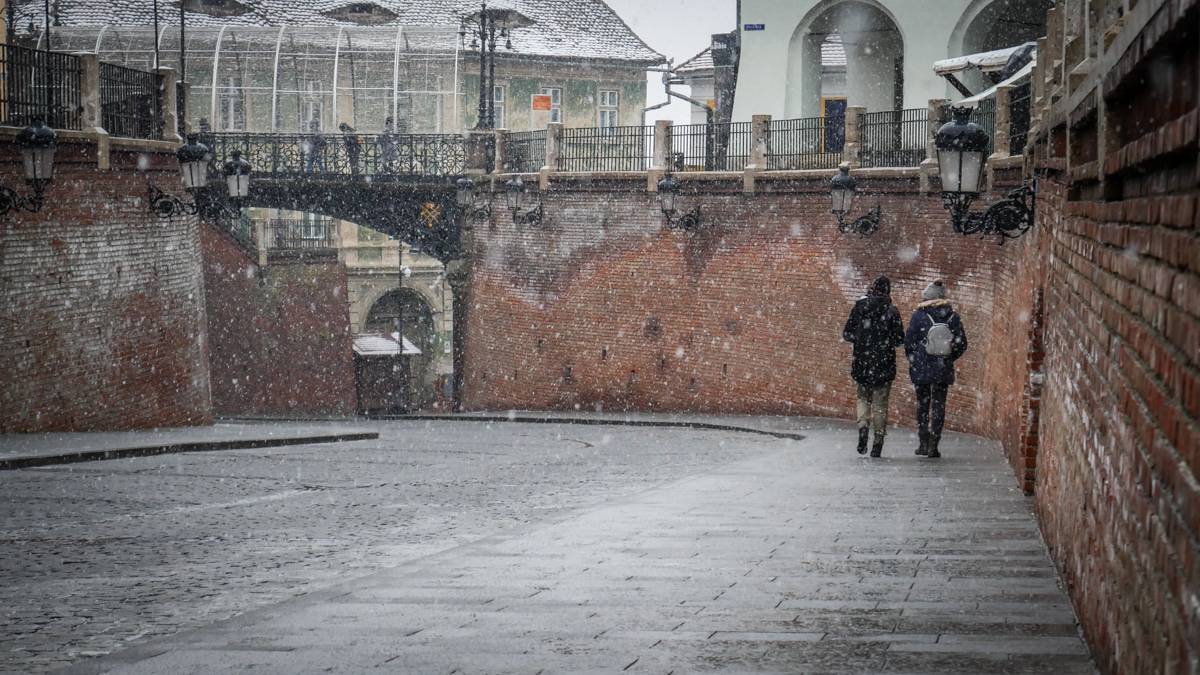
[[786, 0, 906, 118], [363, 287, 442, 409]]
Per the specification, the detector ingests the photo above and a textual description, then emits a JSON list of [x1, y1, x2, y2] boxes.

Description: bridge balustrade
[[205, 132, 468, 179]]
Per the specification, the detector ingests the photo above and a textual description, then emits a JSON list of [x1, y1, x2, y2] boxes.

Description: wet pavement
[[0, 418, 1092, 673]]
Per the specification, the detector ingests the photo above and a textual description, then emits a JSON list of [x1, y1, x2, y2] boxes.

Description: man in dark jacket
[[843, 276, 905, 457], [904, 280, 968, 458]]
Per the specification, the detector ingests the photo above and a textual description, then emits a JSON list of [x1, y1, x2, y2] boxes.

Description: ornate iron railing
[[558, 125, 652, 172], [767, 116, 842, 170], [503, 129, 546, 173], [205, 132, 468, 178], [0, 44, 82, 130], [673, 121, 751, 172], [859, 108, 927, 168], [258, 218, 337, 250], [99, 61, 163, 140], [975, 99, 997, 157]]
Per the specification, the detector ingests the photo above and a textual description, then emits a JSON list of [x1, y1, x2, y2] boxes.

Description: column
[[991, 85, 1013, 160], [158, 67, 182, 144], [843, 106, 865, 168]]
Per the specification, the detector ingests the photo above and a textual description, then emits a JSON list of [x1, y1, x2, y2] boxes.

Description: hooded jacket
[[904, 299, 968, 385], [842, 292, 905, 386]]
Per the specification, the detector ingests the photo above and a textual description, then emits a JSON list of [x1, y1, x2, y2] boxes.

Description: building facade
[[731, 0, 1053, 120]]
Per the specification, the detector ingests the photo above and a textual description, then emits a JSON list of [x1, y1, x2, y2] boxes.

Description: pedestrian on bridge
[[842, 275, 904, 457], [380, 116, 398, 174], [340, 122, 362, 176], [305, 117, 326, 174]]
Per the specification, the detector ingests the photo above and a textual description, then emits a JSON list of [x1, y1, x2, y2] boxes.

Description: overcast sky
[[601, 0, 737, 123]]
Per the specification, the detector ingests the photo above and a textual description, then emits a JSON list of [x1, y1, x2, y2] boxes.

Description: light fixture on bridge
[[935, 106, 1035, 242], [504, 177, 542, 225], [223, 150, 253, 203], [830, 164, 880, 236], [148, 136, 253, 220], [0, 117, 56, 217], [455, 176, 492, 221], [656, 174, 701, 231]]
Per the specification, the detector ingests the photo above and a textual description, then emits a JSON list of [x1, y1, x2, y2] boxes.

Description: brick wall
[[462, 173, 1019, 436], [0, 138, 213, 432], [200, 227, 356, 418]]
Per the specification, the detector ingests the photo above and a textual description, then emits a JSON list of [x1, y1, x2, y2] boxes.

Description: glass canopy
[[43, 25, 463, 134]]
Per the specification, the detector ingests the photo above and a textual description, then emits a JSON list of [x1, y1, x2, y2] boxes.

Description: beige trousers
[[856, 383, 892, 439]]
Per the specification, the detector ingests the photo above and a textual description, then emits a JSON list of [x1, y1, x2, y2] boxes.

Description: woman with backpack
[[904, 280, 969, 458], [842, 276, 905, 457]]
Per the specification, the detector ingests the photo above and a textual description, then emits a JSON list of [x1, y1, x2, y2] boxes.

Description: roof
[[18, 0, 664, 65], [676, 46, 713, 76], [954, 60, 1035, 107], [933, 42, 1036, 76], [353, 333, 422, 356]]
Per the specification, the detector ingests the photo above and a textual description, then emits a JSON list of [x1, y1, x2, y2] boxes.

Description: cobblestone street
[[1, 419, 1091, 673]]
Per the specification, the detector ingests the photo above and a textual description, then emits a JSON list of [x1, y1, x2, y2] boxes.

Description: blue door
[[823, 98, 847, 153]]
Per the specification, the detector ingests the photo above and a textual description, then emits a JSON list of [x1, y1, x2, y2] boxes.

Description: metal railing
[[504, 129, 546, 173], [673, 121, 751, 172], [0, 44, 82, 130], [859, 108, 927, 168], [767, 116, 842, 170], [100, 61, 163, 140], [975, 99, 996, 157], [558, 125, 652, 172], [206, 132, 468, 178], [260, 218, 337, 250]]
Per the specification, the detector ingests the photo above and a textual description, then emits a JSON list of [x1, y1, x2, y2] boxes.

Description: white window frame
[[598, 89, 619, 130], [493, 84, 506, 129], [219, 75, 244, 131], [539, 86, 562, 124]]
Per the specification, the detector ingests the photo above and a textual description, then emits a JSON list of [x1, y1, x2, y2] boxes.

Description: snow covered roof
[[19, 0, 665, 65], [353, 333, 421, 356], [676, 47, 713, 76], [954, 60, 1036, 107], [933, 42, 1036, 76]]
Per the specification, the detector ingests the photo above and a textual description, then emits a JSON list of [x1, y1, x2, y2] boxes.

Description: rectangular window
[[598, 89, 619, 129], [539, 86, 562, 124], [493, 84, 506, 129]]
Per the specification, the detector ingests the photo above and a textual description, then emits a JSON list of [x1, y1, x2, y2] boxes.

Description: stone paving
[[4, 417, 1094, 674]]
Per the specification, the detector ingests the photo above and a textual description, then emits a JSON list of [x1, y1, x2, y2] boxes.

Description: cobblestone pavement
[[4, 419, 1092, 674], [0, 421, 782, 673]]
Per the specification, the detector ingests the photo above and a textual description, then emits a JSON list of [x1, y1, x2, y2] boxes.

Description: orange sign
[[531, 95, 553, 111]]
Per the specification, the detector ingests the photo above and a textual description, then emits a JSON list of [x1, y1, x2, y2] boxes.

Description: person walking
[[842, 275, 905, 457], [904, 280, 968, 459], [305, 117, 326, 173], [340, 122, 361, 176], [379, 116, 398, 174]]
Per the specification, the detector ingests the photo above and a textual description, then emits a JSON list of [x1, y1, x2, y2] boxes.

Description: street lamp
[[459, 1, 533, 131], [455, 176, 492, 221], [656, 174, 701, 230], [223, 150, 252, 203], [0, 116, 56, 216], [148, 136, 252, 220], [504, 176, 542, 225], [935, 106, 1035, 242], [830, 164, 880, 236]]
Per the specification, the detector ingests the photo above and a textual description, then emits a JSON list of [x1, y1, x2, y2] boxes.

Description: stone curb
[[0, 432, 380, 471], [382, 414, 807, 441]]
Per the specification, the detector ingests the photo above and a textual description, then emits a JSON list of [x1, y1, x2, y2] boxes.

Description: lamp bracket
[[836, 202, 881, 237], [0, 180, 48, 217], [945, 181, 1036, 244], [147, 179, 200, 219], [665, 205, 703, 231], [511, 200, 543, 226]]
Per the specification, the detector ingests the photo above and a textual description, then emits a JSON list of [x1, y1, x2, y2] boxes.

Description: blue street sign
[[744, 24, 765, 31]]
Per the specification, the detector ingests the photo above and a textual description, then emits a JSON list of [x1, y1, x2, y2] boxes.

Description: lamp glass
[[226, 173, 251, 199], [505, 179, 522, 210], [455, 182, 474, 207], [831, 187, 853, 214], [23, 146, 55, 182], [659, 189, 677, 215], [181, 160, 207, 190]]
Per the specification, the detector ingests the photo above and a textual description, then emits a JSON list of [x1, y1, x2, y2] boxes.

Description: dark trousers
[[915, 383, 949, 438]]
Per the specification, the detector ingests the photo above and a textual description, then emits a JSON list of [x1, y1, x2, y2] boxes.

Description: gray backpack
[[924, 314, 954, 356]]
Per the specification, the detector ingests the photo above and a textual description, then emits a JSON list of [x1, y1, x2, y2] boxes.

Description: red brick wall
[[200, 227, 356, 418], [462, 173, 1018, 436], [0, 139, 213, 432]]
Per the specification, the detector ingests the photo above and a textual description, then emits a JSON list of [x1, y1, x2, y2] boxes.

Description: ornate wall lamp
[[830, 164, 880, 236], [504, 177, 543, 225], [455, 176, 492, 221], [148, 135, 252, 220], [935, 106, 1035, 243], [1, 117, 57, 217], [656, 174, 701, 230]]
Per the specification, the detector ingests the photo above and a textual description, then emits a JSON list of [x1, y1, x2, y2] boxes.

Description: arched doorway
[[950, 0, 1054, 91], [363, 288, 439, 410], [786, 0, 905, 118]]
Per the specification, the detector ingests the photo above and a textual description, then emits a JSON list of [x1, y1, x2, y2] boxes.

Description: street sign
[[744, 24, 765, 31]]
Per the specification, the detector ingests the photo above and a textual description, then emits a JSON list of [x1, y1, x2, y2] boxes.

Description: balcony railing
[[100, 62, 163, 140], [673, 121, 751, 172], [558, 125, 653, 172], [208, 133, 468, 178], [261, 218, 337, 250], [859, 108, 927, 168], [0, 44, 82, 130], [503, 129, 546, 173], [767, 116, 842, 170]]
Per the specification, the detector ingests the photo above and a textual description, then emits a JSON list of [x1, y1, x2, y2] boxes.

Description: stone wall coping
[[0, 125, 176, 154]]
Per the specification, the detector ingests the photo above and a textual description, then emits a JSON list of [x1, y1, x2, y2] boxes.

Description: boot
[[856, 427, 869, 455], [915, 430, 929, 456], [870, 434, 884, 458], [927, 434, 941, 459]]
